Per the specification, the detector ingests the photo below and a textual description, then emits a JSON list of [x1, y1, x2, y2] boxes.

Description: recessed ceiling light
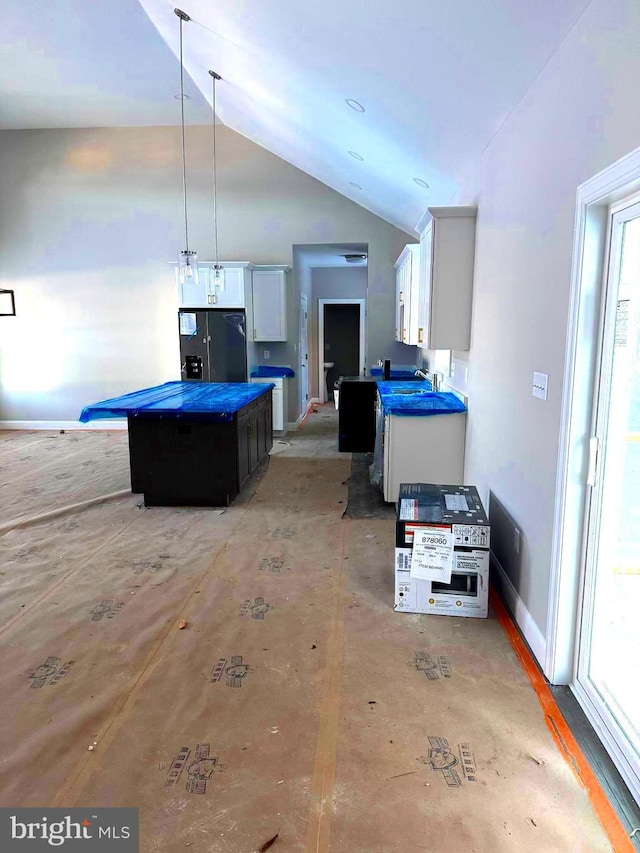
[[348, 151, 364, 161], [346, 98, 365, 113], [174, 93, 190, 100], [413, 178, 430, 188], [350, 182, 363, 190]]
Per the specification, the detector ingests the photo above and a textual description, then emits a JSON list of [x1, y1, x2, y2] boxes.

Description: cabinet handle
[[399, 291, 403, 303], [418, 327, 423, 343]]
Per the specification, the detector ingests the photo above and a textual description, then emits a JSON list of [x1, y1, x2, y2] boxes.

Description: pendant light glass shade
[[175, 9, 198, 286], [178, 249, 199, 284]]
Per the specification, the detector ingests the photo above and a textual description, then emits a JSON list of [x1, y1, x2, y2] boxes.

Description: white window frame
[[547, 145, 640, 689]]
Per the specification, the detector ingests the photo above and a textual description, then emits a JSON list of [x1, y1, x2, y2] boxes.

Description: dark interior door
[[324, 304, 360, 395]]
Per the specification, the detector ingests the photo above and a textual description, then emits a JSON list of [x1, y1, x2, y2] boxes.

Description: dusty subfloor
[[0, 408, 615, 851]]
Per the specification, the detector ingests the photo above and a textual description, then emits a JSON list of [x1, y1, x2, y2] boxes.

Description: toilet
[[323, 362, 334, 402]]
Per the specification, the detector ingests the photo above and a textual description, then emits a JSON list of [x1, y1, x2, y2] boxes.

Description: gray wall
[[0, 124, 412, 422], [448, 0, 640, 655]]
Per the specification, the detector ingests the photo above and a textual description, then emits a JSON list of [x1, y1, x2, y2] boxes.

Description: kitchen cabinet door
[[394, 245, 420, 344], [416, 206, 477, 351], [252, 269, 287, 340], [177, 271, 208, 307], [210, 267, 246, 307]]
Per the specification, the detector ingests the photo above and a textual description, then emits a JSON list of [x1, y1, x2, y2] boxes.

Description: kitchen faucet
[[415, 368, 439, 392]]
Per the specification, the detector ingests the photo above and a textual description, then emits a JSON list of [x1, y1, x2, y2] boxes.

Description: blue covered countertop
[[376, 381, 467, 417], [250, 365, 295, 378], [79, 381, 275, 424]]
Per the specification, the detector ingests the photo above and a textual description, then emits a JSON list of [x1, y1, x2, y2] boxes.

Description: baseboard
[[289, 401, 318, 431], [0, 420, 127, 431], [491, 552, 547, 667]]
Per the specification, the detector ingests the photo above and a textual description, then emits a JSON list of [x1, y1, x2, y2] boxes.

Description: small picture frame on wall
[[0, 289, 16, 316]]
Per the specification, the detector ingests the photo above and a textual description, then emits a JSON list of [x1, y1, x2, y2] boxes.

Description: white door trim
[[299, 294, 309, 416], [317, 298, 366, 404], [546, 145, 640, 686]]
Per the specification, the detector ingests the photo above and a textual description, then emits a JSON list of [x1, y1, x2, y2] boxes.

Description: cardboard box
[[394, 484, 490, 618], [396, 483, 490, 548], [395, 547, 489, 617]]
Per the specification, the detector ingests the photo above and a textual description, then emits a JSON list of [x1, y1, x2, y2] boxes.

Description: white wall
[[454, 0, 640, 654], [0, 125, 411, 422]]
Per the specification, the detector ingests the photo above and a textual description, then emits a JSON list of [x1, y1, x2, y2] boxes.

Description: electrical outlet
[[264, 350, 270, 360], [514, 527, 520, 554], [532, 372, 548, 400]]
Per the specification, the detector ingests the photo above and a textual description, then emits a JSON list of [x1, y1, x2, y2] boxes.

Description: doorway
[[318, 298, 366, 403], [574, 200, 640, 801], [548, 147, 640, 807]]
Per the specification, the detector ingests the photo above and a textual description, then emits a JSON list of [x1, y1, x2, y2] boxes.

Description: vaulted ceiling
[[1, 0, 592, 233]]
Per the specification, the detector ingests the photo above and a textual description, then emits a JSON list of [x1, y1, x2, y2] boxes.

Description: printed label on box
[[410, 529, 454, 583], [398, 498, 418, 521]]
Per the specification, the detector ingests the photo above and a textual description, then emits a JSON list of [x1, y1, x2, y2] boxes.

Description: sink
[[388, 388, 430, 395]]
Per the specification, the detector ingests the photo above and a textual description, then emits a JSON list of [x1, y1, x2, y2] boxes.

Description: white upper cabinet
[[394, 244, 420, 345], [176, 263, 250, 308], [251, 267, 288, 341], [416, 206, 477, 351]]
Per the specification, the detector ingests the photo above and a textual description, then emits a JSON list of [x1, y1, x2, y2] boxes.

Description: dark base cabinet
[[338, 379, 378, 452], [127, 389, 273, 507]]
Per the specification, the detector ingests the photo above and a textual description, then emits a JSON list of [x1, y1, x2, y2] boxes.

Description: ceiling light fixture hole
[[348, 151, 364, 161], [350, 182, 363, 191], [346, 98, 365, 113], [413, 178, 430, 189]]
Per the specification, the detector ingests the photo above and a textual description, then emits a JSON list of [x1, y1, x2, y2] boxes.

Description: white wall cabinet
[[251, 267, 287, 341], [394, 244, 420, 344], [177, 263, 250, 308], [250, 376, 289, 433], [416, 206, 477, 351]]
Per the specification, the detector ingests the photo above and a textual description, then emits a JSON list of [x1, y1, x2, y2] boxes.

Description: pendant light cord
[[178, 14, 189, 253], [211, 71, 220, 269]]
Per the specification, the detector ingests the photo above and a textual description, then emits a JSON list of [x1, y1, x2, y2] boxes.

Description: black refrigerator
[[179, 309, 247, 382]]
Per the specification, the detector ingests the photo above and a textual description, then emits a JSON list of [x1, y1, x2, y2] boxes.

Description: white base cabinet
[[250, 376, 289, 434], [382, 411, 466, 503]]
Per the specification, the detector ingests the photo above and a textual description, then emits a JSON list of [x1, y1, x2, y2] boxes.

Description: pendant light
[[209, 69, 224, 292], [175, 8, 198, 285]]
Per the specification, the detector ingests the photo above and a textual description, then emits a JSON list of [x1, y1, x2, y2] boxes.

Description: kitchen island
[[80, 381, 274, 507], [371, 381, 467, 503]]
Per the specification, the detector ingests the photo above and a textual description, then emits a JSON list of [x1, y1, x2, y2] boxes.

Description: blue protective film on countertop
[[250, 365, 295, 378], [376, 382, 467, 416], [79, 381, 275, 423]]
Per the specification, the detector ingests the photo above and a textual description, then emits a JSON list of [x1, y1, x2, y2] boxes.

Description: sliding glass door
[[575, 200, 640, 801]]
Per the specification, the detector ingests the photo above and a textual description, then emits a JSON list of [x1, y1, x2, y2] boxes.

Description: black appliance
[[338, 376, 378, 452], [179, 309, 247, 382]]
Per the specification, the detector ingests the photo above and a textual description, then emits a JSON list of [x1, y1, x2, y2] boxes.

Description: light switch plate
[[264, 350, 270, 360], [532, 372, 548, 400]]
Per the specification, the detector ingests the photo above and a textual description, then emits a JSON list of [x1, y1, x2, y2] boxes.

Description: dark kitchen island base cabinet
[[128, 390, 272, 507]]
